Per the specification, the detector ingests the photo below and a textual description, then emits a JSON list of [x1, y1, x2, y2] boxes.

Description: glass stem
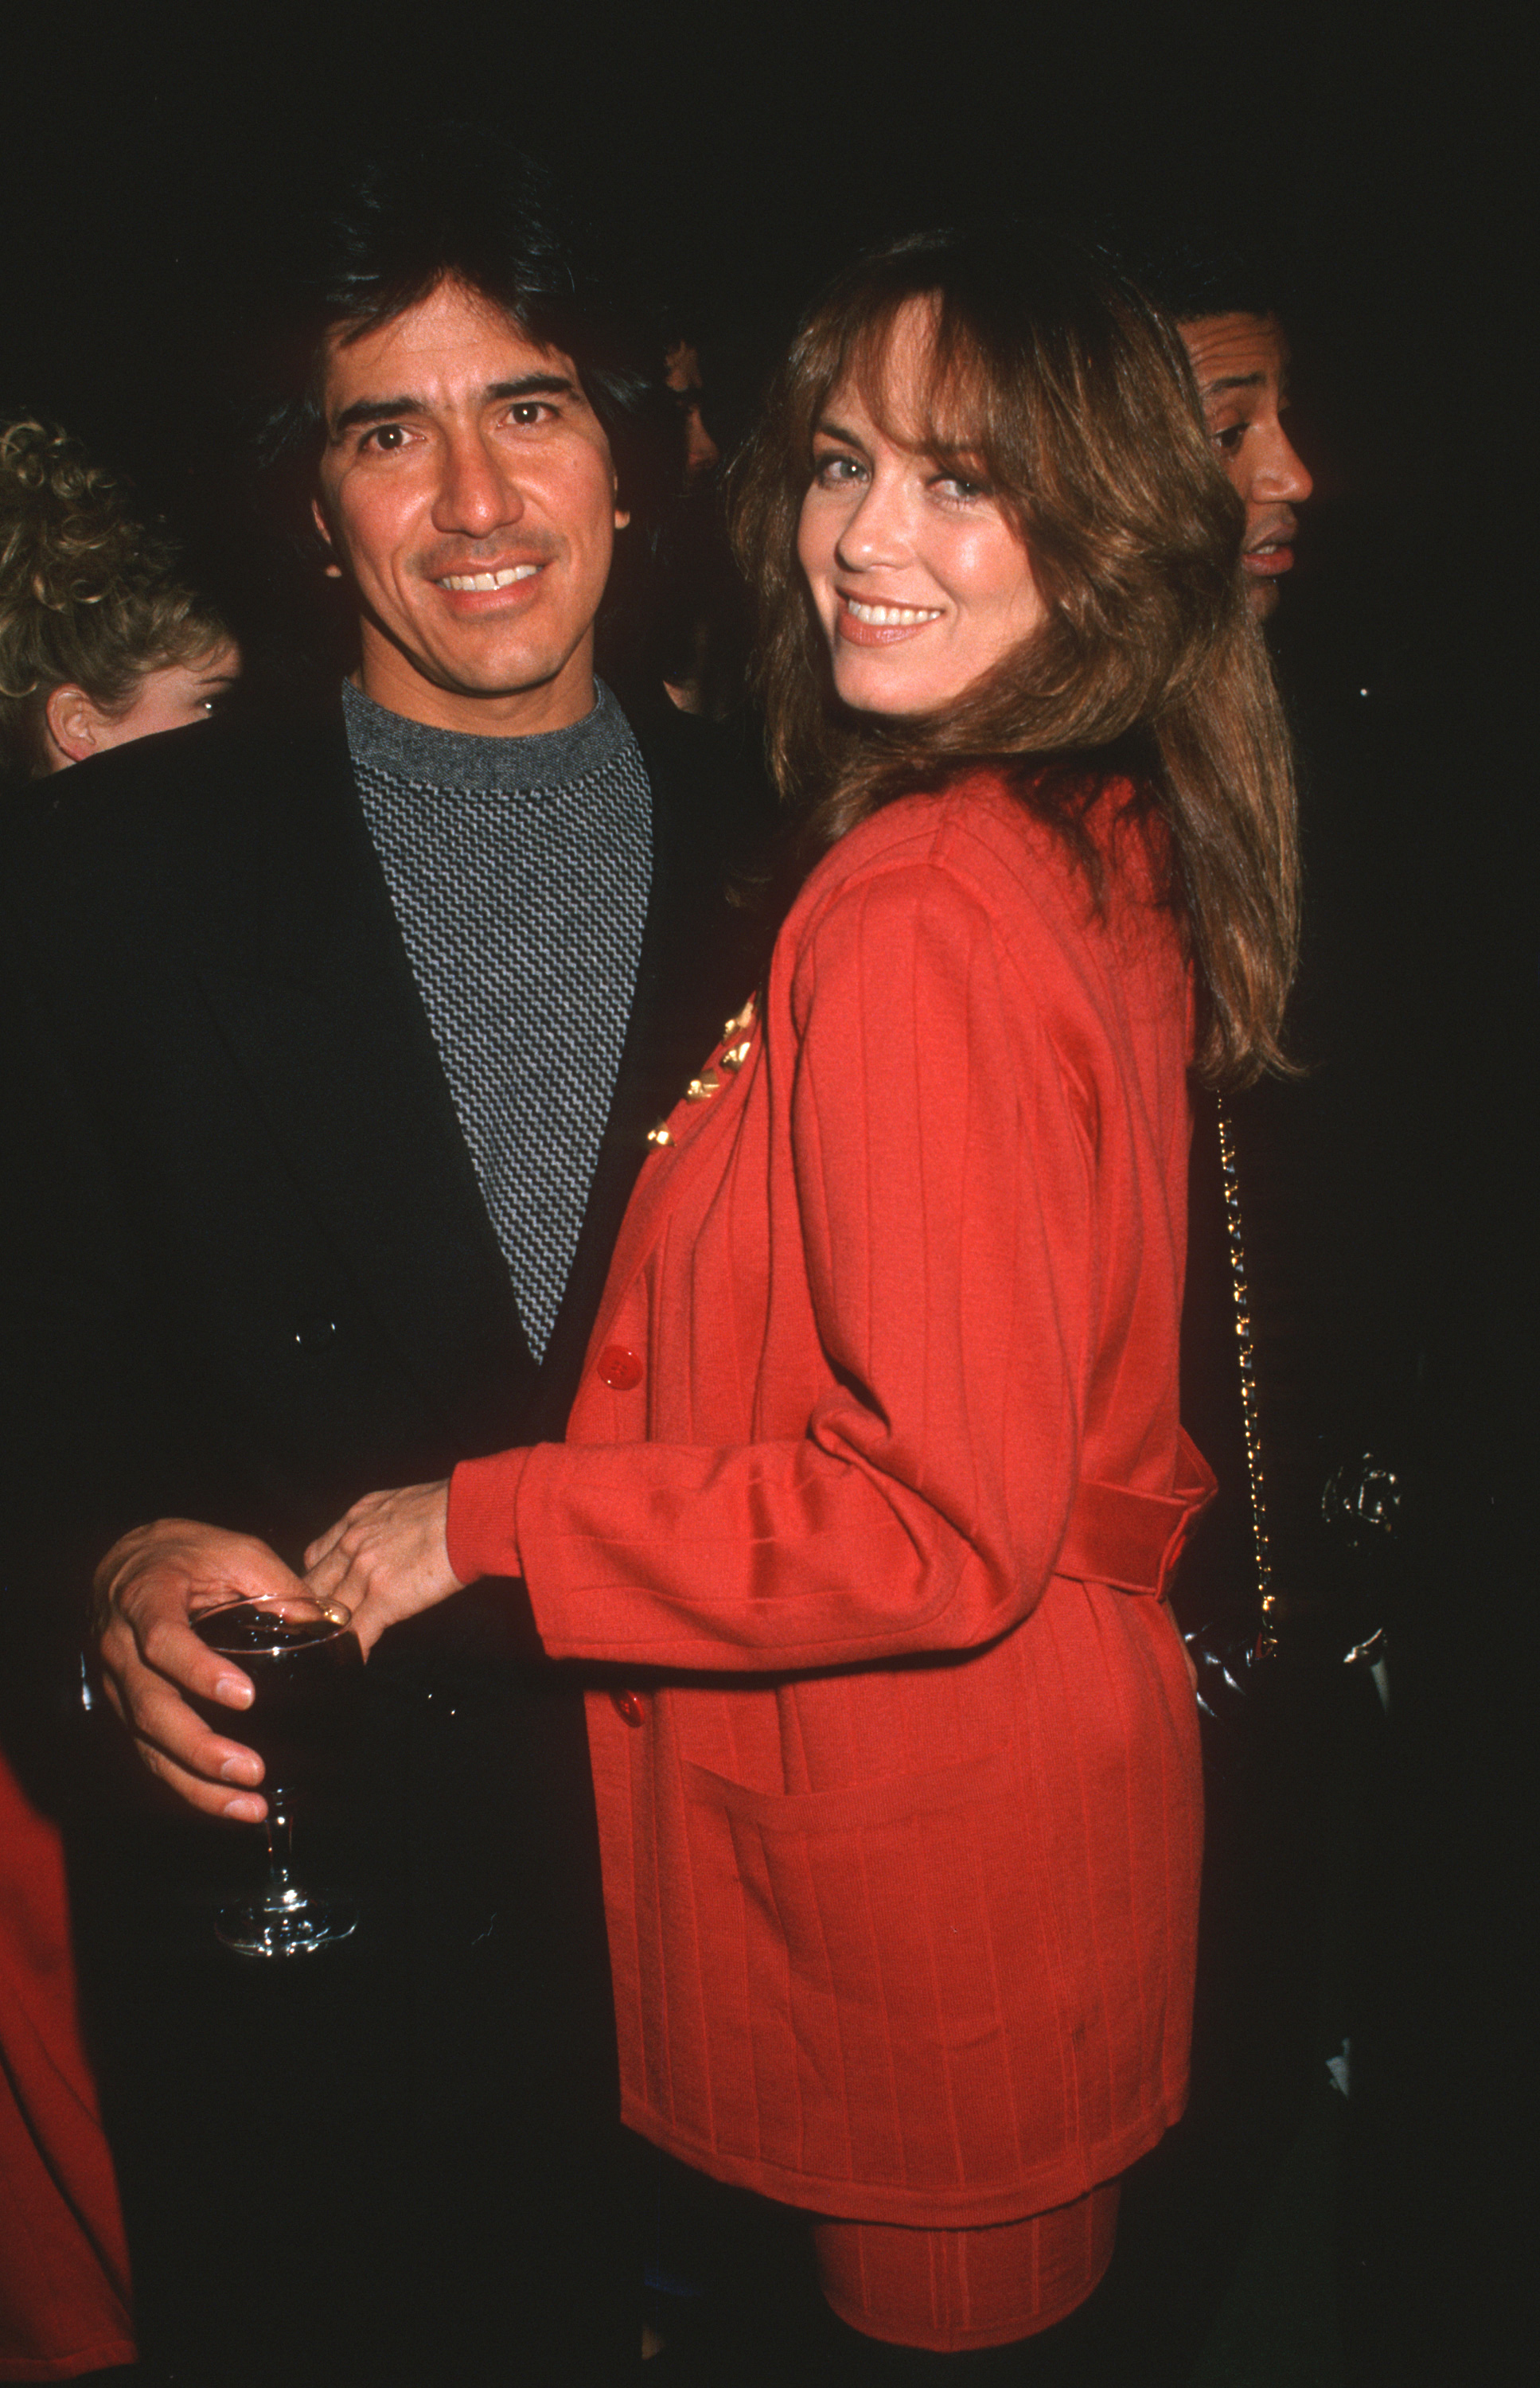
[[263, 1793, 301, 1908]]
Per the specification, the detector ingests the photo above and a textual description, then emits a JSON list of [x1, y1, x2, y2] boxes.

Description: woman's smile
[[836, 591, 945, 643]]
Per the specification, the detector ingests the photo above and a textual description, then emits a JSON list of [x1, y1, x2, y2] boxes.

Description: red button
[[612, 1691, 646, 1726], [596, 1344, 644, 1391]]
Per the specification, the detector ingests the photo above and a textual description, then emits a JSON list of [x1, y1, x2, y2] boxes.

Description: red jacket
[[450, 777, 1211, 2228], [1, 1752, 135, 2382]]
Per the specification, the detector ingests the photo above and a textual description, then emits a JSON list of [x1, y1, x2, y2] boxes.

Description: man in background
[[1180, 305, 1313, 618], [1117, 221, 1315, 617]]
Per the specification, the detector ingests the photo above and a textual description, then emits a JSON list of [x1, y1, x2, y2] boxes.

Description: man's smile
[[435, 564, 540, 592]]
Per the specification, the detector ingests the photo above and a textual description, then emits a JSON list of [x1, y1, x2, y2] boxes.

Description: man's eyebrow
[[485, 375, 578, 404], [329, 374, 578, 437], [1199, 370, 1267, 400]]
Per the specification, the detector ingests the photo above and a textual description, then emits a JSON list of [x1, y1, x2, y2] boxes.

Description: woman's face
[[796, 302, 1046, 718], [45, 639, 241, 770], [105, 645, 243, 744]]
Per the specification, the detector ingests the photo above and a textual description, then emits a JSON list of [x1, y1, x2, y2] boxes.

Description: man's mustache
[[415, 537, 560, 579]]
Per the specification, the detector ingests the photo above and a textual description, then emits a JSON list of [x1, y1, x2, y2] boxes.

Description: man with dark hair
[[1179, 308, 1312, 618], [0, 132, 768, 2388], [1118, 224, 1314, 618]]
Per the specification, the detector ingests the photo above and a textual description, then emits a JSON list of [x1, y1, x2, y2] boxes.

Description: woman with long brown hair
[[166, 223, 1297, 2375]]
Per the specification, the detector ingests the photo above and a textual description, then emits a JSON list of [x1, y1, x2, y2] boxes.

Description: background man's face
[[314, 277, 627, 733], [1180, 311, 1313, 618]]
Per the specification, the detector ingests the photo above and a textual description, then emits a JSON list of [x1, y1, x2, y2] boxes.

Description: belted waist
[[1052, 1428, 1216, 1599]]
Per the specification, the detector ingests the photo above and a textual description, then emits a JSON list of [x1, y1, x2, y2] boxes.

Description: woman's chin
[[832, 661, 948, 719]]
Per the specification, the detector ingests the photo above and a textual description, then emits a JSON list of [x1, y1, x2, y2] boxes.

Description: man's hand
[[303, 1482, 463, 1656], [93, 1521, 307, 1821]]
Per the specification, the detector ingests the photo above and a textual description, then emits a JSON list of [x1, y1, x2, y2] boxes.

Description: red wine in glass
[[193, 1598, 362, 1958]]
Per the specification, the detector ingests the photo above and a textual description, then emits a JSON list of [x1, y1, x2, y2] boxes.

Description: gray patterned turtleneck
[[343, 676, 652, 1360]]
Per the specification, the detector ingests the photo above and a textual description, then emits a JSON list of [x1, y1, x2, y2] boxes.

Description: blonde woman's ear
[[42, 684, 109, 770]]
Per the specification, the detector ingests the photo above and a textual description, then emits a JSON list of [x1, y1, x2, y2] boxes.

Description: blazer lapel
[[532, 700, 776, 1433], [193, 714, 540, 1455]]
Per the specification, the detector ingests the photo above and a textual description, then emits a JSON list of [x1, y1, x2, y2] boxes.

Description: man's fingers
[[86, 1524, 318, 1820], [135, 1609, 256, 1706], [134, 1734, 269, 1824], [96, 1520, 304, 1613], [101, 1609, 256, 1759], [117, 1660, 265, 1791]]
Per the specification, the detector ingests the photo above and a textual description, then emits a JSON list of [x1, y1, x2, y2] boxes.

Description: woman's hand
[[302, 1481, 464, 1656]]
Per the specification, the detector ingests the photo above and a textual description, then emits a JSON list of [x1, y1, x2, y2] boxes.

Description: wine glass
[[192, 1596, 363, 1958]]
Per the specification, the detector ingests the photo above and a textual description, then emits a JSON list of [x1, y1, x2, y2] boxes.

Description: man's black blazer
[[1, 689, 771, 1649], [0, 689, 774, 2386]]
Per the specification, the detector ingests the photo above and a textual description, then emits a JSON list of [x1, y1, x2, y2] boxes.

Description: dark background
[[2, 0, 1527, 643], [3, 4, 1531, 2375]]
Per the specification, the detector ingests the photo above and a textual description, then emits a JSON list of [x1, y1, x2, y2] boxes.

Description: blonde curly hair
[[1, 416, 232, 777]]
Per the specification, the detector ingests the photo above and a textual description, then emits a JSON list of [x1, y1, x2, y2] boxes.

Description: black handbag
[[1175, 1092, 1396, 1755]]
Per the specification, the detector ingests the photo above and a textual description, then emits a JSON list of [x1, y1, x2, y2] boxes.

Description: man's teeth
[[845, 599, 942, 626], [439, 565, 540, 591]]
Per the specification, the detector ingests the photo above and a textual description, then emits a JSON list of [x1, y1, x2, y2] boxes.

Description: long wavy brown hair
[[730, 226, 1299, 1085], [1, 416, 231, 778]]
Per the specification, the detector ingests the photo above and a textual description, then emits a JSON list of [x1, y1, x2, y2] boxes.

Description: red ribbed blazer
[[450, 777, 1211, 2228]]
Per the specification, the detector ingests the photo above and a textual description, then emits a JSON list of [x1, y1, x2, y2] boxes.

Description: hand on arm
[[302, 1481, 464, 1656], [92, 1521, 307, 1820]]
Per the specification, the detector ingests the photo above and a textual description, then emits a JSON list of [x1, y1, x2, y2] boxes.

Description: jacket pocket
[[678, 1750, 1067, 2197]]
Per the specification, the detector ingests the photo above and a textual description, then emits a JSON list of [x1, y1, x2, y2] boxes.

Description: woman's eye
[[929, 470, 991, 505], [812, 451, 864, 488]]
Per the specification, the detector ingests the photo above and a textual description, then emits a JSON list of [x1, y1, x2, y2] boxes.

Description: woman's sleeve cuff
[[446, 1446, 532, 1586]]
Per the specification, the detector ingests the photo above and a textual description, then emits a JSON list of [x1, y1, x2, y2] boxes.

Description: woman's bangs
[[803, 288, 994, 475]]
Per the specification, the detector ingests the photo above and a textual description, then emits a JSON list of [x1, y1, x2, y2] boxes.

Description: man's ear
[[312, 497, 345, 579], [43, 684, 111, 768], [613, 484, 630, 533]]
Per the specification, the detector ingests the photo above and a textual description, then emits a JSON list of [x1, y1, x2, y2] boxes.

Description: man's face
[[314, 277, 627, 735], [1179, 312, 1313, 619]]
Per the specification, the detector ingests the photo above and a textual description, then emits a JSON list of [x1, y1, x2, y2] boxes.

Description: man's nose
[[1257, 424, 1313, 507], [432, 430, 523, 536]]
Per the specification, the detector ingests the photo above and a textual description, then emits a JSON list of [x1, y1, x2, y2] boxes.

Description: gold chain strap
[[1215, 1098, 1280, 1660]]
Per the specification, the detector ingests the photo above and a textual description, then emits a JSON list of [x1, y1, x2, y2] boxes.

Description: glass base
[[215, 1885, 358, 1960]]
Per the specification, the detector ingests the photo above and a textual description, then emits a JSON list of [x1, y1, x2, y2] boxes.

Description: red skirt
[[813, 2180, 1120, 2352]]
